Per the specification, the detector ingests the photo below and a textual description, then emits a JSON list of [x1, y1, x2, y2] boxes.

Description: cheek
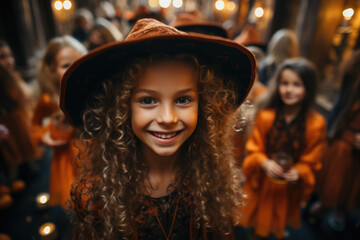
[[56, 67, 67, 80], [278, 86, 285, 96], [296, 87, 306, 100], [130, 105, 149, 133], [183, 106, 198, 130]]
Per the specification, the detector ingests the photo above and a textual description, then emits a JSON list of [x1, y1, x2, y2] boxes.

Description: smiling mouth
[[151, 131, 181, 139]]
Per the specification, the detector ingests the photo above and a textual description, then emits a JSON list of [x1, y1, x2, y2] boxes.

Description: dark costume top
[[72, 180, 235, 239]]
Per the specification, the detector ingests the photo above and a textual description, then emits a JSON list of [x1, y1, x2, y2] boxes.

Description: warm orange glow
[[159, 0, 171, 8], [226, 1, 236, 11], [173, 0, 183, 8], [39, 222, 55, 236], [63, 0, 72, 10], [343, 8, 354, 20], [44, 226, 51, 234], [255, 7, 264, 18], [54, 0, 62, 10], [149, 0, 158, 8], [215, 0, 225, 10]]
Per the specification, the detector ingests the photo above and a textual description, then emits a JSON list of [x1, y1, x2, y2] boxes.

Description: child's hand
[[261, 159, 284, 179], [0, 124, 9, 141], [282, 167, 299, 182], [42, 131, 68, 147]]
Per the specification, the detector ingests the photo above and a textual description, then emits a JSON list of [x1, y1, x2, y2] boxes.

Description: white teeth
[[153, 132, 177, 139]]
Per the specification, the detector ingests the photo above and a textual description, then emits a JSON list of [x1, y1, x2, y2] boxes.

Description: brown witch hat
[[171, 12, 228, 38], [60, 18, 256, 127]]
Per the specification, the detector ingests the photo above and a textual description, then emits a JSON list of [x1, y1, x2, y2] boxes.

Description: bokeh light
[[63, 0, 72, 10], [226, 1, 236, 11], [255, 7, 264, 18], [54, 0, 62, 10], [173, 0, 183, 8], [215, 0, 225, 11], [44, 226, 51, 234], [159, 0, 171, 8], [149, 0, 159, 8], [343, 8, 354, 20]]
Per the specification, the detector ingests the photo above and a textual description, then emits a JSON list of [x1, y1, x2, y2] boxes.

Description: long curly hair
[[71, 53, 243, 239]]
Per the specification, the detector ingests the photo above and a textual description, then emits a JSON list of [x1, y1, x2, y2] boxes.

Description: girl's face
[[131, 60, 199, 158], [278, 68, 305, 107], [0, 46, 15, 72], [55, 47, 83, 80]]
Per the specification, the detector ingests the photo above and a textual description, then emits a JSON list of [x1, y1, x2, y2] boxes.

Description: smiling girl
[[239, 58, 326, 239], [60, 19, 256, 239]]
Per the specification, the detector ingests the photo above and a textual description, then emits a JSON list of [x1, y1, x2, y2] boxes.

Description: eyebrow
[[133, 88, 196, 95]]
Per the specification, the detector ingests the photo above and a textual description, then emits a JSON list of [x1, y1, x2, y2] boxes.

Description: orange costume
[[240, 109, 326, 238], [316, 101, 360, 211], [32, 93, 78, 208]]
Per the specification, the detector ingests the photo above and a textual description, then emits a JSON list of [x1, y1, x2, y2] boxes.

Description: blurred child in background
[[240, 58, 326, 239], [33, 36, 87, 208]]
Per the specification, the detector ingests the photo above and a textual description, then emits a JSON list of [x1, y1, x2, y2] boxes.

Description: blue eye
[[140, 97, 156, 105], [176, 97, 191, 105]]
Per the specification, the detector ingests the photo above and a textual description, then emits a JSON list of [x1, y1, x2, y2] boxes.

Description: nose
[[157, 102, 178, 125], [284, 84, 294, 93]]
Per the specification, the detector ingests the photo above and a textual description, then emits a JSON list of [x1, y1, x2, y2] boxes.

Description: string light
[[226, 1, 236, 11], [54, 0, 62, 10], [63, 0, 72, 10], [343, 8, 354, 20], [149, 0, 158, 8], [173, 0, 183, 8], [44, 226, 51, 234], [215, 0, 225, 11], [255, 7, 264, 18], [159, 0, 171, 8]]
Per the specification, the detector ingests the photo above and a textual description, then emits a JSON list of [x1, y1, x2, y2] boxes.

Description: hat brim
[[60, 33, 256, 127], [174, 23, 228, 38]]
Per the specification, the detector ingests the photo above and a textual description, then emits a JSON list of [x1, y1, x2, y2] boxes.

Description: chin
[[152, 146, 181, 157], [154, 150, 178, 157]]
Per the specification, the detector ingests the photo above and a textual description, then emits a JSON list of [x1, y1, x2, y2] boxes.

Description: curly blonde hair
[[71, 53, 243, 239]]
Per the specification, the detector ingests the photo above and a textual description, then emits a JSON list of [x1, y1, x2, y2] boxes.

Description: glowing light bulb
[[44, 226, 51, 234], [39, 195, 47, 204], [159, 0, 171, 8], [54, 1, 62, 10], [149, 0, 158, 8], [63, 0, 72, 10], [226, 1, 236, 11], [255, 7, 264, 18], [173, 0, 183, 8], [215, 0, 225, 11], [343, 8, 354, 20]]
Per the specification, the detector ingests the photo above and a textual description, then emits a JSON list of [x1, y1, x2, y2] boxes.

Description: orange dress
[[32, 93, 78, 208], [316, 102, 360, 211], [240, 109, 326, 238]]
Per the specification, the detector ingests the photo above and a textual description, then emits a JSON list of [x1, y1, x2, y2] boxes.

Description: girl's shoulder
[[306, 110, 326, 130], [257, 108, 276, 121]]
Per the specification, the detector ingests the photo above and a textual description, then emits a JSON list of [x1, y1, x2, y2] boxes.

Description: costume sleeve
[[294, 112, 326, 202], [31, 94, 58, 146], [32, 94, 58, 126], [242, 110, 274, 188]]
